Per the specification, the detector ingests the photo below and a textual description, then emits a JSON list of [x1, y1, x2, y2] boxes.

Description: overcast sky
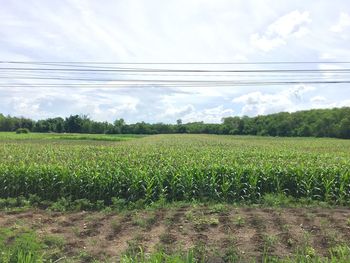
[[1, 0, 350, 123]]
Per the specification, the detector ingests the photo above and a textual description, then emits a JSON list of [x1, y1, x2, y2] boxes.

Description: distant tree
[[296, 125, 312, 137], [0, 115, 14, 131], [114, 118, 125, 127], [1, 107, 350, 138], [176, 125, 187, 133], [34, 120, 50, 132], [113, 118, 125, 134], [56, 121, 64, 133], [222, 116, 243, 134], [338, 117, 350, 139], [65, 115, 84, 133]]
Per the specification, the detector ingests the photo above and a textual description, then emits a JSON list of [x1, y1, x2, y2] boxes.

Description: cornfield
[[0, 134, 350, 204]]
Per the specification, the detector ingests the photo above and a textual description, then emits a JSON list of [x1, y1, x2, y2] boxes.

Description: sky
[[1, 0, 350, 124]]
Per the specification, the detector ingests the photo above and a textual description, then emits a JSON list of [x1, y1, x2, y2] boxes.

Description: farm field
[[1, 133, 350, 262], [1, 133, 350, 204]]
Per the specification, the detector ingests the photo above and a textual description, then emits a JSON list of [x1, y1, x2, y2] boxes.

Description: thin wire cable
[[1, 80, 350, 88], [1, 67, 350, 73], [2, 61, 350, 64], [1, 61, 349, 89]]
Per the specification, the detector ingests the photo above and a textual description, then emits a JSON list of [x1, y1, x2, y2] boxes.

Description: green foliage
[[209, 203, 228, 213], [49, 197, 105, 211], [1, 107, 350, 138], [261, 193, 295, 207], [0, 196, 29, 209], [0, 134, 350, 206], [0, 229, 43, 263], [121, 248, 196, 263], [15, 128, 30, 134]]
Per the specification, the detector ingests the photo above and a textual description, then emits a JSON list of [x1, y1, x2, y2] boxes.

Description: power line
[[1, 67, 350, 73], [1, 75, 346, 82], [2, 61, 350, 70], [1, 80, 350, 88], [2, 61, 350, 64], [1, 61, 349, 89]]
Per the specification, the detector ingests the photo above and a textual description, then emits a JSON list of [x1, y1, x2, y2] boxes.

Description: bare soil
[[1, 206, 350, 262]]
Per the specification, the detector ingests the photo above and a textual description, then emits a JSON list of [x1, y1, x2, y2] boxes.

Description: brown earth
[[1, 206, 350, 262]]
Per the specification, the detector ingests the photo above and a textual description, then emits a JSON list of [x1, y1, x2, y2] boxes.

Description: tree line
[[0, 107, 349, 138]]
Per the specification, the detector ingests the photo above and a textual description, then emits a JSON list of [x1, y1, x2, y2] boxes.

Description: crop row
[[0, 135, 349, 204]]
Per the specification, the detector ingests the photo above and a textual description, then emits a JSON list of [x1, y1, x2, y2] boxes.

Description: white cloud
[[232, 85, 316, 116], [310, 96, 326, 104], [161, 104, 195, 118], [9, 97, 42, 117], [337, 100, 350, 107], [330, 12, 350, 33], [250, 34, 285, 52], [251, 10, 311, 52], [266, 10, 311, 38], [287, 85, 316, 100], [182, 105, 234, 123], [310, 97, 350, 109], [0, 87, 142, 121]]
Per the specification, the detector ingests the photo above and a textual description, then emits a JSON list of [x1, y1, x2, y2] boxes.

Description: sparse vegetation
[[0, 204, 349, 262]]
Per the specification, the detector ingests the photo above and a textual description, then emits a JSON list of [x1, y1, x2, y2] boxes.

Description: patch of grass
[[286, 237, 295, 248], [330, 245, 350, 260], [304, 246, 316, 258], [262, 193, 295, 207], [191, 242, 207, 262], [184, 210, 194, 221], [209, 204, 228, 214], [42, 235, 65, 249], [77, 250, 96, 262], [281, 223, 290, 232], [222, 237, 241, 262], [346, 218, 350, 227], [263, 234, 278, 253], [0, 227, 43, 263], [121, 248, 196, 263], [234, 215, 245, 227], [193, 215, 219, 231], [124, 235, 145, 258], [41, 235, 66, 262], [131, 213, 154, 228], [0, 197, 30, 209]]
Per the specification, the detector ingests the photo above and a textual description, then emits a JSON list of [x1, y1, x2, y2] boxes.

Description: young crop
[[0, 134, 350, 205]]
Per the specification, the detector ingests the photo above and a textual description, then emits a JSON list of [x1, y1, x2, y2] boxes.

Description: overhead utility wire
[[1, 68, 350, 73], [2, 80, 350, 87], [2, 61, 350, 64]]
